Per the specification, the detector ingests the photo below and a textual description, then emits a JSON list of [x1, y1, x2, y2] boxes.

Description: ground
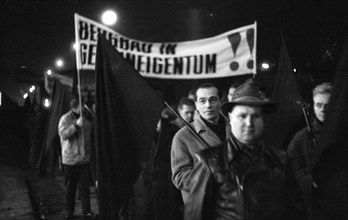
[[0, 145, 98, 220]]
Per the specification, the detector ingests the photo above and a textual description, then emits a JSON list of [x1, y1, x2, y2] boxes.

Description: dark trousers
[[64, 163, 91, 215]]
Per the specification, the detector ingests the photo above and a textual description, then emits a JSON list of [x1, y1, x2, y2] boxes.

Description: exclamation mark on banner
[[246, 28, 254, 69], [227, 33, 241, 71]]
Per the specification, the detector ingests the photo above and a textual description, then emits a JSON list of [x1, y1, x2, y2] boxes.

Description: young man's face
[[313, 93, 331, 122], [195, 87, 221, 124], [229, 105, 264, 145], [72, 106, 81, 114], [178, 104, 195, 123]]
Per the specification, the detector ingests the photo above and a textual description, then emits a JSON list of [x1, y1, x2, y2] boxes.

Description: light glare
[[47, 69, 52, 75], [261, 63, 270, 69], [29, 85, 35, 93], [102, 10, 117, 25], [56, 59, 64, 67], [44, 98, 51, 108]]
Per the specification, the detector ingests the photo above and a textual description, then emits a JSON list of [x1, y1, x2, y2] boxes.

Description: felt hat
[[221, 78, 275, 116]]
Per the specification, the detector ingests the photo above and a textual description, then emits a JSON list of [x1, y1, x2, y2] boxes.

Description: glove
[[76, 117, 84, 127]]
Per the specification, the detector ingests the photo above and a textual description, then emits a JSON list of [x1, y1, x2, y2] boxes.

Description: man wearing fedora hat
[[180, 79, 306, 220]]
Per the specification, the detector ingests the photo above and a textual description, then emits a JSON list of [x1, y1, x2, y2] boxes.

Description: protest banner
[[75, 14, 257, 79]]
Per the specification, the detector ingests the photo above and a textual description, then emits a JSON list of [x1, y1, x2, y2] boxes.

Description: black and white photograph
[[1, 0, 347, 219]]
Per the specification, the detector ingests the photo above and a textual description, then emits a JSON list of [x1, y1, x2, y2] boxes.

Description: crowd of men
[[57, 77, 345, 220]]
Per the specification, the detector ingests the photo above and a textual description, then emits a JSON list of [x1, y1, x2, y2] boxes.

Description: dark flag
[[44, 80, 72, 153], [263, 39, 304, 149], [38, 79, 72, 173], [95, 36, 164, 219], [312, 37, 348, 220]]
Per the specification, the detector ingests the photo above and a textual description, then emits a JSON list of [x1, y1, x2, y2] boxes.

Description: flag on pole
[[263, 39, 304, 149], [95, 36, 164, 219], [38, 79, 72, 171]]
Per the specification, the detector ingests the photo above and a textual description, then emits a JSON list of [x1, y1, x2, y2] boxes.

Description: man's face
[[195, 87, 221, 124], [229, 105, 264, 145], [227, 87, 236, 102], [72, 106, 80, 114], [313, 93, 331, 122], [178, 104, 195, 123]]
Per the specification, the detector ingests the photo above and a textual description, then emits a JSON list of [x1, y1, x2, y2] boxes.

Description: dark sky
[[1, 0, 347, 83]]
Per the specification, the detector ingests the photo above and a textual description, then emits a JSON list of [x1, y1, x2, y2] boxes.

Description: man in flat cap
[[182, 79, 306, 220]]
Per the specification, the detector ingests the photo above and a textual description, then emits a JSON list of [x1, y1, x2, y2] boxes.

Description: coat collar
[[311, 118, 323, 134], [183, 114, 231, 149], [192, 114, 230, 132]]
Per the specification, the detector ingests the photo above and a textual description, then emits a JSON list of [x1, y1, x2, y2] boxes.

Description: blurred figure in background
[[227, 81, 241, 102], [58, 98, 94, 219], [287, 82, 333, 220]]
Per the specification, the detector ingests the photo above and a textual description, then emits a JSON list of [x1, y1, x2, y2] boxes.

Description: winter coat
[[185, 136, 306, 220], [287, 119, 323, 195], [58, 110, 92, 165], [171, 115, 231, 203]]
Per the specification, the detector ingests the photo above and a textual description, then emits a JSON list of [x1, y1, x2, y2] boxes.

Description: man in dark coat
[[181, 79, 306, 220], [287, 83, 333, 220]]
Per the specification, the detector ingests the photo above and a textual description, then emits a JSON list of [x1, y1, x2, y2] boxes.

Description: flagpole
[[301, 106, 319, 154], [75, 13, 84, 147], [252, 20, 257, 79], [74, 14, 83, 114], [164, 101, 211, 149]]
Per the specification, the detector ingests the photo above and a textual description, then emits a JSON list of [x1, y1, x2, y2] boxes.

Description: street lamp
[[46, 69, 52, 76], [56, 59, 64, 68], [101, 10, 117, 26], [261, 62, 270, 70], [29, 85, 35, 93], [43, 98, 51, 108]]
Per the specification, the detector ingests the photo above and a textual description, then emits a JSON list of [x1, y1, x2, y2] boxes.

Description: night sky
[[1, 0, 347, 85]]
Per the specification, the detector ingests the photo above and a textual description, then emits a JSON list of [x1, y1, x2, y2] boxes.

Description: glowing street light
[[29, 85, 36, 93], [56, 59, 64, 68], [261, 62, 270, 70], [44, 98, 51, 108], [23, 93, 29, 99], [102, 10, 117, 26], [46, 69, 52, 75]]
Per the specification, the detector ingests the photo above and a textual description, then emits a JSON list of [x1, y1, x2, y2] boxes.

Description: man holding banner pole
[[58, 98, 94, 219], [171, 83, 231, 213]]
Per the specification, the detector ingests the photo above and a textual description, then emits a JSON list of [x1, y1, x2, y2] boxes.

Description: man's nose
[[204, 101, 212, 107], [245, 117, 253, 126], [321, 105, 328, 111]]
